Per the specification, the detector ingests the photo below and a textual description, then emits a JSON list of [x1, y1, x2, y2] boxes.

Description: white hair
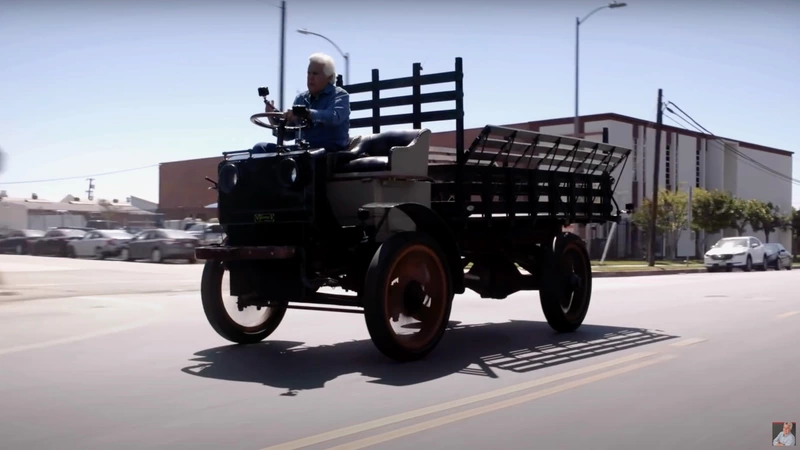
[[308, 52, 337, 83]]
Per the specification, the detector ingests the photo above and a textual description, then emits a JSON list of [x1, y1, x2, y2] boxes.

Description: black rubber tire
[[362, 231, 454, 362], [200, 259, 287, 345], [539, 232, 592, 333], [759, 256, 768, 271], [743, 256, 752, 272]]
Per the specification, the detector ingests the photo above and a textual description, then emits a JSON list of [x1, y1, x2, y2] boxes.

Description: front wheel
[[362, 231, 454, 362], [539, 232, 592, 333], [200, 260, 287, 344]]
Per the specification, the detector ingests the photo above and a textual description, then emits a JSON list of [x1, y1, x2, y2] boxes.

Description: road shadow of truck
[[180, 320, 679, 396]]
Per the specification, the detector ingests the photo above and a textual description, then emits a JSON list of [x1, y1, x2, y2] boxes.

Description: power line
[[662, 110, 800, 188], [0, 164, 159, 185], [665, 100, 798, 182], [662, 101, 800, 187]]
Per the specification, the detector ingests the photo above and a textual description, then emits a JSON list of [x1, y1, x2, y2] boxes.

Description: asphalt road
[[0, 255, 798, 450]]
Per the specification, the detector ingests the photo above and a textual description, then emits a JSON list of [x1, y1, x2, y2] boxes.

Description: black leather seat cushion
[[333, 129, 422, 174], [336, 156, 389, 173]]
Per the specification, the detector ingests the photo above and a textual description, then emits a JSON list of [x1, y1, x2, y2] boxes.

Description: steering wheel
[[250, 111, 309, 131]]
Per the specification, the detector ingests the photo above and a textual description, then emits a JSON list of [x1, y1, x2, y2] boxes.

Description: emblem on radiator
[[254, 213, 275, 223]]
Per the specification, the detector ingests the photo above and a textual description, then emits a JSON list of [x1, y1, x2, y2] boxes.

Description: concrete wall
[[558, 117, 792, 259], [0, 201, 28, 229], [28, 213, 86, 230]]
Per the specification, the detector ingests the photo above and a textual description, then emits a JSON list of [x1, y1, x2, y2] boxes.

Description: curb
[[592, 268, 707, 278]]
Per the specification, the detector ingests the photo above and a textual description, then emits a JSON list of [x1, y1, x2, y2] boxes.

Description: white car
[[704, 236, 767, 272]]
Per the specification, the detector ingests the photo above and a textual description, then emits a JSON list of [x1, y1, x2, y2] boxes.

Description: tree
[[793, 207, 800, 240], [744, 199, 770, 237], [691, 188, 735, 251], [728, 197, 751, 235], [631, 188, 689, 259], [760, 203, 791, 243]]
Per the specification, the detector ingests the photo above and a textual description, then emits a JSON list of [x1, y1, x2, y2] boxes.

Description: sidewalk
[[591, 261, 799, 278]]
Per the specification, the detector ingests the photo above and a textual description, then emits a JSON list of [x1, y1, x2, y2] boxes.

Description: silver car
[[67, 229, 134, 259], [185, 222, 225, 245], [120, 228, 200, 263]]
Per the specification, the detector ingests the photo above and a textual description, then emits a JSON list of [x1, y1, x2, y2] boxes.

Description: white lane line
[[325, 354, 679, 450], [8, 279, 199, 289], [259, 351, 662, 450], [669, 338, 708, 347], [0, 296, 165, 357]]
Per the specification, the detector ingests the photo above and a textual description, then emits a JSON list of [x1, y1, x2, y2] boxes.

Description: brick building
[[158, 112, 794, 258], [159, 156, 222, 220]]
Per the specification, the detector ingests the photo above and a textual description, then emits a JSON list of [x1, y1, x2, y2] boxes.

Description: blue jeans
[[252, 141, 346, 153], [252, 142, 282, 154]]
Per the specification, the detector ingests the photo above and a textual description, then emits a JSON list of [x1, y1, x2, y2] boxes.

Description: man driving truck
[[252, 52, 351, 153]]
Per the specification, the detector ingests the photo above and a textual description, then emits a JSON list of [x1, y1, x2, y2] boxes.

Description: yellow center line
[[777, 311, 800, 319], [259, 351, 660, 450], [669, 338, 707, 347], [326, 354, 678, 450]]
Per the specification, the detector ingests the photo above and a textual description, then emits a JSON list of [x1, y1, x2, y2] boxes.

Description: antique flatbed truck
[[196, 57, 631, 362]]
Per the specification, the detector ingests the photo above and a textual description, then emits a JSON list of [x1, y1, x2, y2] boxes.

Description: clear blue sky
[[1, 0, 798, 207]]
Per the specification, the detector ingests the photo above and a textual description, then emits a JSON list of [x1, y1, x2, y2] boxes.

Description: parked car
[[66, 229, 134, 259], [185, 222, 225, 245], [0, 229, 45, 254], [85, 219, 125, 230], [763, 243, 793, 270], [119, 228, 199, 263], [703, 236, 767, 272], [31, 228, 87, 257]]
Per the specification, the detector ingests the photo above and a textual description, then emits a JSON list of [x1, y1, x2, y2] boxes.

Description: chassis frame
[[196, 57, 632, 362]]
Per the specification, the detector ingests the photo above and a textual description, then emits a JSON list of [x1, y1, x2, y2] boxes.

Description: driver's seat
[[331, 129, 431, 176]]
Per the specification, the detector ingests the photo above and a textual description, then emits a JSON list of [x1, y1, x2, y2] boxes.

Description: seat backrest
[[348, 130, 425, 158]]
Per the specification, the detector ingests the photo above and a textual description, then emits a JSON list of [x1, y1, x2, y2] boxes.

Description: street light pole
[[279, 0, 286, 111], [574, 1, 627, 137], [296, 28, 349, 84]]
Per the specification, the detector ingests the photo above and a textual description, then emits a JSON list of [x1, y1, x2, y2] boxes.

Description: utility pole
[[279, 0, 286, 111], [647, 88, 663, 267], [86, 178, 95, 201]]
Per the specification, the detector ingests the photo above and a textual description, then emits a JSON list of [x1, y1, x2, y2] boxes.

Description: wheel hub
[[402, 281, 426, 317]]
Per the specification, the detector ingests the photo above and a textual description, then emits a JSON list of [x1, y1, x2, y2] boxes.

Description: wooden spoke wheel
[[363, 232, 454, 362], [539, 232, 592, 333], [200, 259, 287, 344]]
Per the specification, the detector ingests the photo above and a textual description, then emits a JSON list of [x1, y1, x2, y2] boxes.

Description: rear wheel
[[539, 232, 592, 333], [200, 260, 287, 344], [362, 231, 453, 362]]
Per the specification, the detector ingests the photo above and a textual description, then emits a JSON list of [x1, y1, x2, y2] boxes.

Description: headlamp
[[218, 163, 239, 194], [279, 158, 300, 187]]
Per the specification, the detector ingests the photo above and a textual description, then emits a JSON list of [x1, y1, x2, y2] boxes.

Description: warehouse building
[[158, 112, 794, 259], [0, 192, 162, 231]]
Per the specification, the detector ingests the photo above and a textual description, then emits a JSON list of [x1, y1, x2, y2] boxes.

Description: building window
[[695, 145, 701, 188], [665, 144, 671, 191]]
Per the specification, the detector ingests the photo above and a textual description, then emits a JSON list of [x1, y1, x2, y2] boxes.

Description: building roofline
[[523, 112, 793, 157], [159, 155, 223, 166]]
